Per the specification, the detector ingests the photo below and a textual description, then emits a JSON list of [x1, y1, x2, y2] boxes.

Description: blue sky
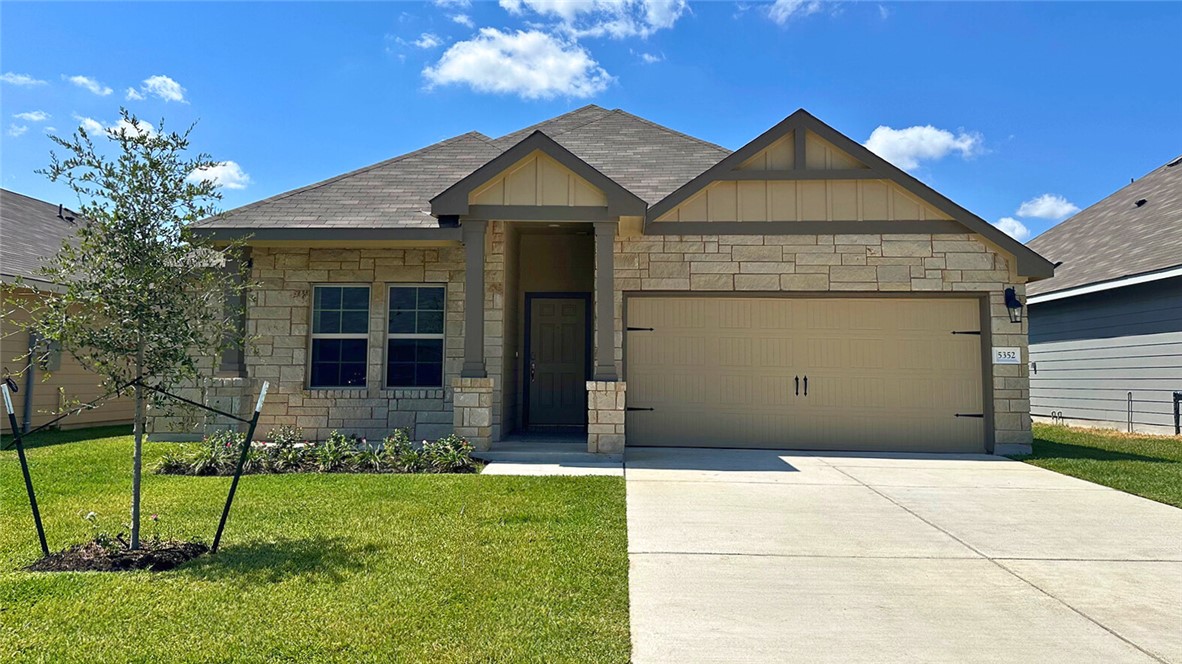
[[2, 1, 1179, 242]]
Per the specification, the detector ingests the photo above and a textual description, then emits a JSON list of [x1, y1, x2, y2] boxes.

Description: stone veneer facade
[[152, 226, 1032, 454], [610, 231, 1032, 453], [243, 246, 468, 442]]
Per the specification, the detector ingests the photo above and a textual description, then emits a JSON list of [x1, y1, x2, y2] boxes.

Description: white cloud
[[73, 115, 105, 135], [413, 33, 445, 49], [450, 13, 475, 28], [110, 118, 155, 138], [639, 52, 664, 64], [500, 0, 688, 39], [433, 0, 470, 6], [14, 111, 50, 122], [1, 72, 47, 86], [995, 217, 1030, 242], [66, 75, 113, 96], [1015, 193, 1080, 220], [125, 87, 146, 101], [863, 125, 983, 171], [769, 0, 822, 24], [8, 124, 28, 137], [140, 75, 187, 102], [188, 161, 252, 190], [423, 28, 612, 100], [72, 114, 154, 138]]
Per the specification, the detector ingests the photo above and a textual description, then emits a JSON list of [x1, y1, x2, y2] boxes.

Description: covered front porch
[[435, 132, 639, 454]]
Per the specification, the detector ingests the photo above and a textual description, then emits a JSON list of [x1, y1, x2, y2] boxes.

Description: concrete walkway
[[625, 447, 1182, 663]]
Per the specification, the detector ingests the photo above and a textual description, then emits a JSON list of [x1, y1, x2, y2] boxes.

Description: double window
[[307, 284, 446, 389], [386, 285, 445, 388]]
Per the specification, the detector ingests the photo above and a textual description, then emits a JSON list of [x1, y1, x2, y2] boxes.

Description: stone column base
[[586, 381, 626, 454], [453, 377, 494, 451]]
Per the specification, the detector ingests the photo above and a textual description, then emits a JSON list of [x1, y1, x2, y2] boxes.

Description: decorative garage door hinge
[[954, 413, 985, 418], [626, 326, 655, 332], [951, 330, 982, 335], [627, 406, 655, 411]]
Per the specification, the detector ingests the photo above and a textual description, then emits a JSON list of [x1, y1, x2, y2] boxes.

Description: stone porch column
[[453, 377, 494, 451], [461, 219, 487, 378], [587, 381, 625, 453]]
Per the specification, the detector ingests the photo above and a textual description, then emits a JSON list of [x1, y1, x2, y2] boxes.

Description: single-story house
[[157, 106, 1053, 455], [1027, 154, 1182, 435], [0, 188, 135, 433]]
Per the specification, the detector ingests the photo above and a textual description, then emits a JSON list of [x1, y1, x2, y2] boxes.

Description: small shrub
[[267, 425, 304, 448], [154, 428, 477, 476]]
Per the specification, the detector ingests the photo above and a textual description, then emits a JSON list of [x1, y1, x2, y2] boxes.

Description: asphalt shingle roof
[[200, 105, 730, 231], [1027, 155, 1182, 296], [0, 188, 81, 285]]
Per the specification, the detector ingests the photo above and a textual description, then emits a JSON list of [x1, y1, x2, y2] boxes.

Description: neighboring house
[[0, 189, 135, 433], [1027, 155, 1182, 435], [156, 106, 1053, 455]]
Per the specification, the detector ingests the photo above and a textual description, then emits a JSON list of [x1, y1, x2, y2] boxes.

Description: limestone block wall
[[586, 380, 626, 453], [612, 232, 1032, 451], [452, 377, 494, 450], [245, 246, 466, 442]]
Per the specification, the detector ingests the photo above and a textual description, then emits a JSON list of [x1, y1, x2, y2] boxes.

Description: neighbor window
[[387, 285, 445, 388], [310, 285, 370, 388]]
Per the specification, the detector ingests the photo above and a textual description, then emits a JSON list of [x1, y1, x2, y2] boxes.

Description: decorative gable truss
[[647, 110, 1054, 278]]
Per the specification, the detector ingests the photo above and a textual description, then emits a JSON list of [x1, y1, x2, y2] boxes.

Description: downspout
[[22, 331, 35, 433]]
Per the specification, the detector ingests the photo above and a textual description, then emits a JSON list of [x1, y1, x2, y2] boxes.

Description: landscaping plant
[[155, 428, 480, 476], [16, 109, 252, 550]]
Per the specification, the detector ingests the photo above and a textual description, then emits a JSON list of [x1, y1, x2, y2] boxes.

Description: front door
[[526, 295, 591, 428]]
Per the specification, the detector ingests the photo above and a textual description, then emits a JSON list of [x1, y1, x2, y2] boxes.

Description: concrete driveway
[[625, 447, 1182, 663]]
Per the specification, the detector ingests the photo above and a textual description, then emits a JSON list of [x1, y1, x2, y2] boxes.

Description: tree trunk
[[130, 342, 144, 550]]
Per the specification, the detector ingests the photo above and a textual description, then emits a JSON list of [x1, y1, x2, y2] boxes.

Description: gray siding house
[[1027, 155, 1182, 434]]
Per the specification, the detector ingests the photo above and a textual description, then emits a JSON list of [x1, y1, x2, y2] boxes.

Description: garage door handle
[[795, 376, 799, 396], [803, 375, 808, 396]]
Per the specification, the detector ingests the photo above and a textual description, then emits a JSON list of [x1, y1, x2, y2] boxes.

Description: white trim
[[1028, 265, 1182, 304], [385, 283, 446, 389]]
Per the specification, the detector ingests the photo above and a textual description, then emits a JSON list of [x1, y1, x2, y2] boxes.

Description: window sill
[[305, 387, 369, 398], [382, 388, 446, 400]]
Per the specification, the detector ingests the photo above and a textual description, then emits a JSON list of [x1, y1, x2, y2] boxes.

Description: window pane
[[389, 287, 416, 310], [388, 310, 415, 334], [311, 339, 368, 388], [342, 287, 370, 310], [418, 287, 445, 311], [316, 286, 341, 310], [416, 311, 444, 335], [388, 339, 416, 362], [340, 310, 369, 334], [387, 363, 414, 387], [415, 362, 442, 387], [314, 310, 340, 335], [416, 339, 443, 362]]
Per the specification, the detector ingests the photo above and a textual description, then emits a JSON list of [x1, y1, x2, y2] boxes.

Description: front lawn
[[0, 428, 630, 663], [1015, 424, 1182, 508]]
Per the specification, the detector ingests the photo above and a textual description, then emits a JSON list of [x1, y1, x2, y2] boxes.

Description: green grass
[[1015, 423, 1182, 508], [0, 428, 630, 663]]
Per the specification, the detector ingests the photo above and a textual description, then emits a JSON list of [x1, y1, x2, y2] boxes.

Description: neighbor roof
[[0, 188, 81, 287], [1027, 154, 1182, 296], [199, 105, 729, 234]]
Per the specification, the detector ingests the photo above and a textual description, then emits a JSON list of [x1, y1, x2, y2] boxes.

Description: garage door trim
[[621, 291, 996, 452]]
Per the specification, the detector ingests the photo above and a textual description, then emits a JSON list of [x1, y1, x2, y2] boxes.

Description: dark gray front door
[[527, 296, 589, 427]]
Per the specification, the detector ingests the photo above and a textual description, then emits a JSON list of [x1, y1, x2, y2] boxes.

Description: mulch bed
[[25, 539, 209, 573]]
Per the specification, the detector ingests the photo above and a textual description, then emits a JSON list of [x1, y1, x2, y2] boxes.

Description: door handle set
[[794, 375, 809, 397]]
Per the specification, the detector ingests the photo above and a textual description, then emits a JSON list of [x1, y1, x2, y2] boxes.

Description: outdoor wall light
[[1004, 287, 1023, 324]]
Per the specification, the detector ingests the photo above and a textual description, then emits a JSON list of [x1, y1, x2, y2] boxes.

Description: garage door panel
[[626, 297, 985, 453]]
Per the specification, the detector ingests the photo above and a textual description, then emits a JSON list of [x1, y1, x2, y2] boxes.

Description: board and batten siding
[[1029, 276, 1182, 434]]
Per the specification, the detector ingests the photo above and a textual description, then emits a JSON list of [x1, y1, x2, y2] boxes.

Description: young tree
[[30, 108, 250, 549]]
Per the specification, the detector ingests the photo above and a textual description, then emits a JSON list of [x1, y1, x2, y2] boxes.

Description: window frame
[[385, 283, 447, 389], [308, 283, 372, 390]]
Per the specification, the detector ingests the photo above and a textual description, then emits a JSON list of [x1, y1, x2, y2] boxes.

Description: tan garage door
[[625, 297, 985, 452]]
